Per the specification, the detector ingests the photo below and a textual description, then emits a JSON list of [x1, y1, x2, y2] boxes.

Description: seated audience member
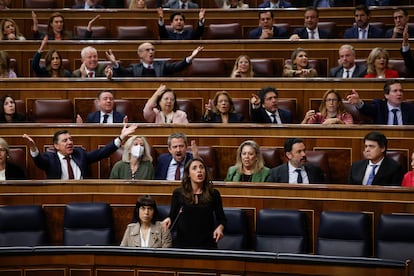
[[110, 136, 154, 180], [385, 8, 414, 38], [161, 158, 226, 249], [73, 46, 113, 78], [129, 0, 146, 8], [313, 0, 337, 7], [366, 0, 397, 6], [0, 18, 25, 40], [155, 132, 198, 180], [107, 42, 203, 77], [258, 0, 291, 8], [347, 80, 414, 125], [77, 90, 125, 123], [72, 0, 104, 8], [230, 55, 254, 78], [0, 95, 26, 123], [0, 50, 17, 78], [158, 8, 205, 40], [143, 84, 188, 124], [330, 44, 367, 78], [400, 25, 414, 73], [22, 123, 138, 179], [343, 5, 384, 39], [267, 138, 325, 183], [248, 11, 289, 39], [402, 152, 414, 187], [283, 48, 318, 77], [218, 0, 248, 8], [250, 86, 292, 124], [349, 131, 403, 186], [302, 89, 353, 125], [163, 0, 199, 9], [364, 47, 399, 78], [225, 140, 269, 182], [0, 138, 26, 180], [290, 7, 332, 40], [31, 36, 72, 78], [121, 195, 172, 247], [202, 91, 243, 123]]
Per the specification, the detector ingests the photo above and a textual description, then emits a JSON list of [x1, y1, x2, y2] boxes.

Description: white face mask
[[131, 144, 144, 159]]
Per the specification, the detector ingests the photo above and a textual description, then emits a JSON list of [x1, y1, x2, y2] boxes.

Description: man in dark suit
[[401, 25, 414, 73], [162, 0, 199, 9], [76, 90, 125, 123], [107, 42, 203, 77], [289, 7, 332, 40], [257, 0, 291, 8], [250, 86, 292, 124], [267, 138, 325, 184], [346, 80, 414, 125], [72, 0, 104, 8], [329, 44, 367, 78], [348, 132, 403, 186], [72, 46, 113, 78], [155, 133, 198, 180], [248, 11, 289, 39], [158, 9, 205, 40], [343, 5, 384, 39], [22, 123, 138, 179], [385, 8, 414, 38]]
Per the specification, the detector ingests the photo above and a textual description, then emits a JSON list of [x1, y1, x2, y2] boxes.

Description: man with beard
[[329, 44, 366, 78], [348, 132, 403, 186], [343, 5, 384, 39], [266, 138, 325, 184], [157, 9, 205, 40]]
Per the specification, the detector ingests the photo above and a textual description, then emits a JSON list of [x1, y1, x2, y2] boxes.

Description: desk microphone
[[170, 207, 183, 231]]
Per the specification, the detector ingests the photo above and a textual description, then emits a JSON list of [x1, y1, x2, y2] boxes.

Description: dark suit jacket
[[359, 99, 414, 125], [292, 27, 332, 39], [162, 0, 199, 8], [401, 47, 414, 72], [72, 3, 104, 8], [72, 63, 107, 78], [6, 162, 26, 180], [248, 26, 289, 39], [158, 24, 204, 40], [266, 163, 325, 184], [86, 111, 125, 123], [31, 51, 72, 77], [385, 27, 414, 38], [329, 63, 367, 78], [258, 0, 292, 7], [348, 156, 403, 186], [251, 106, 292, 123], [113, 59, 189, 77], [202, 111, 244, 123], [155, 152, 193, 180], [343, 26, 384, 39], [32, 141, 118, 179]]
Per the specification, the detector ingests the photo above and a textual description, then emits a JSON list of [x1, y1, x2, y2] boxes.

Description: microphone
[[169, 207, 183, 231]]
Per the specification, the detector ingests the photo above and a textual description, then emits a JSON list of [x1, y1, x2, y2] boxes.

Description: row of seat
[[1, 203, 413, 263]]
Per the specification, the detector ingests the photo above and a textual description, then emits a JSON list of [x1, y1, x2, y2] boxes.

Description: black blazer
[[86, 111, 125, 123], [329, 63, 367, 78], [155, 152, 193, 180], [158, 24, 204, 40], [113, 59, 190, 77], [31, 51, 72, 77], [348, 156, 403, 186], [401, 47, 414, 72], [266, 163, 325, 184], [359, 99, 414, 125], [6, 162, 26, 180], [202, 111, 244, 123], [248, 26, 289, 39], [291, 27, 332, 39], [343, 26, 384, 39], [251, 106, 292, 124]]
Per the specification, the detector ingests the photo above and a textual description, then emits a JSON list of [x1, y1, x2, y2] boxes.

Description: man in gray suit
[[329, 44, 367, 78], [73, 46, 113, 78], [267, 138, 325, 184]]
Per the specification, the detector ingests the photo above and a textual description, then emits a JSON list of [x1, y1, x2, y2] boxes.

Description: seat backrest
[[186, 58, 227, 77], [376, 213, 414, 261], [317, 21, 336, 37], [187, 146, 217, 180], [278, 99, 297, 123], [75, 26, 109, 39], [157, 205, 170, 221], [217, 208, 248, 251], [251, 58, 275, 77], [177, 99, 196, 122], [0, 205, 47, 246], [116, 26, 155, 40], [205, 23, 242, 39], [63, 202, 113, 245], [260, 147, 282, 169], [388, 59, 409, 78], [8, 148, 26, 176], [32, 99, 74, 123], [15, 99, 25, 115], [25, 0, 56, 8], [306, 150, 330, 182], [386, 150, 408, 173], [316, 211, 371, 257], [273, 23, 290, 34], [255, 209, 308, 253], [343, 102, 373, 124], [37, 24, 48, 34], [232, 98, 250, 122]]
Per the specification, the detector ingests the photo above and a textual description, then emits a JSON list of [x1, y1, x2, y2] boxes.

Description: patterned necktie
[[310, 31, 315, 39], [175, 162, 181, 180], [391, 109, 399, 125], [102, 114, 109, 124], [64, 156, 74, 180], [88, 71, 93, 78], [361, 29, 367, 39], [366, 164, 378, 185]]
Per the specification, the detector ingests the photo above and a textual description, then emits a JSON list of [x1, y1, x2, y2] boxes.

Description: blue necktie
[[391, 109, 399, 125], [366, 164, 378, 185], [295, 169, 303, 184]]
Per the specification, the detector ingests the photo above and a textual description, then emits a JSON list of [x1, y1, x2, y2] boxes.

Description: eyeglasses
[[0, 148, 6, 152], [325, 99, 338, 103]]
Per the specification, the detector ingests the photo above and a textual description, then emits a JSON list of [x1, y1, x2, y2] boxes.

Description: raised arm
[[143, 84, 166, 123]]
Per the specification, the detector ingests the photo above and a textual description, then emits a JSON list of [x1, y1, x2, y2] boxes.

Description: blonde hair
[[230, 55, 254, 78], [234, 140, 265, 174], [122, 135, 153, 163], [319, 89, 346, 117], [366, 47, 390, 75], [129, 0, 146, 9]]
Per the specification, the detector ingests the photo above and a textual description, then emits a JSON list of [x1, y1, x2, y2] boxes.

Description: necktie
[[102, 114, 109, 124], [271, 114, 277, 124], [64, 156, 74, 180], [181, 3, 186, 8], [361, 29, 367, 39], [391, 109, 399, 125], [310, 31, 315, 39], [175, 162, 181, 180], [295, 168, 303, 183], [366, 164, 378, 185], [88, 71, 93, 78], [345, 70, 350, 78], [148, 64, 153, 69]]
